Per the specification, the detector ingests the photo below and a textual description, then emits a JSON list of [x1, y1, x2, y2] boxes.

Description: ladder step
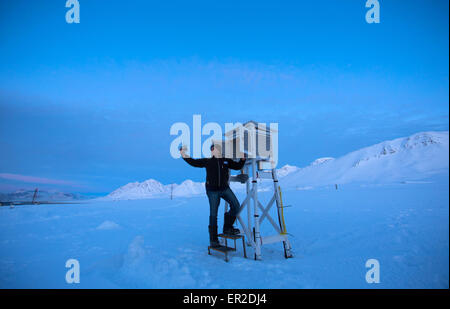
[[217, 233, 244, 240], [261, 234, 288, 245], [208, 245, 236, 253]]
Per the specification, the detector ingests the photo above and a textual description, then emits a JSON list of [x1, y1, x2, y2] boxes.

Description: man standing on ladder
[[180, 144, 246, 247]]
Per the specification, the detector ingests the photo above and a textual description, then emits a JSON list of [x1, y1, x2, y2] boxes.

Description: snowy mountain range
[[106, 179, 205, 200], [281, 130, 449, 188], [0, 189, 86, 202], [105, 131, 449, 200]]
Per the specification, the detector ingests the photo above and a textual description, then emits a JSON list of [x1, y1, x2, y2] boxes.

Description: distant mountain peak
[[310, 157, 335, 166], [402, 131, 444, 149]]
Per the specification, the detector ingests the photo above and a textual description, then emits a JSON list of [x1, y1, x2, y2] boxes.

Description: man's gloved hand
[[235, 174, 249, 184]]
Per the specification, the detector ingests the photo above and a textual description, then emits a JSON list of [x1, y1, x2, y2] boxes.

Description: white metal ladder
[[226, 158, 293, 260]]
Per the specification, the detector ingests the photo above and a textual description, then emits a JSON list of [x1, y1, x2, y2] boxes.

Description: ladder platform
[[208, 234, 247, 261], [208, 245, 236, 253]]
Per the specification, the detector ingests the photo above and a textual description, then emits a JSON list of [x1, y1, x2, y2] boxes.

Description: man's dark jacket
[[182, 156, 246, 191]]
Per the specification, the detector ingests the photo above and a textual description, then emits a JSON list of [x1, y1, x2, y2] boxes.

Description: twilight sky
[[0, 0, 448, 194]]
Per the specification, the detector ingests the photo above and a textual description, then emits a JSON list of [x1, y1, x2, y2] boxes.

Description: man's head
[[210, 143, 222, 158]]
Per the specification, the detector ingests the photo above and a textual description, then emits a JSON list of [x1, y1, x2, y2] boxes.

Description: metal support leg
[[272, 168, 293, 258], [246, 165, 252, 246], [252, 159, 262, 260]]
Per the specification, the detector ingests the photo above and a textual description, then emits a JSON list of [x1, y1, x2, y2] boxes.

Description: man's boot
[[208, 225, 220, 247], [223, 212, 240, 235]]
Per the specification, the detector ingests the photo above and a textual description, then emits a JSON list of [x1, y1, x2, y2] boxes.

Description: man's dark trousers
[[206, 187, 240, 227]]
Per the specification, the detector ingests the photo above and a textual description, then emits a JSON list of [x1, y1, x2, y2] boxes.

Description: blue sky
[[0, 0, 448, 194]]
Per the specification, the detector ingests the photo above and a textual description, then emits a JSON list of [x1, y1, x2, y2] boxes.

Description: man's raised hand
[[179, 146, 188, 158]]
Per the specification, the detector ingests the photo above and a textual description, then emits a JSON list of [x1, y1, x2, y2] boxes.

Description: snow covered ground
[[0, 174, 448, 288], [0, 131, 448, 288]]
